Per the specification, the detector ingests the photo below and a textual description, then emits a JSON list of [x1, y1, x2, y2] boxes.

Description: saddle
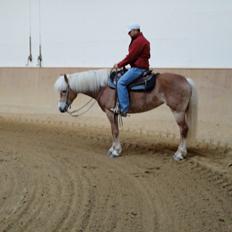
[[108, 68, 159, 91]]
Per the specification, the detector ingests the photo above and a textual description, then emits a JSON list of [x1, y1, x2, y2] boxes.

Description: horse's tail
[[186, 78, 198, 142]]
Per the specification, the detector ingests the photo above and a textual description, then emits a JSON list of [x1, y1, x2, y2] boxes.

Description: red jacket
[[117, 32, 150, 69]]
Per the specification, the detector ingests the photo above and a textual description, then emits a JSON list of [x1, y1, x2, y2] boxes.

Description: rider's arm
[[117, 39, 145, 68]]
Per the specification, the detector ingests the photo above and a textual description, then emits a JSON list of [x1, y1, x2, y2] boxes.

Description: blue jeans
[[117, 67, 146, 113]]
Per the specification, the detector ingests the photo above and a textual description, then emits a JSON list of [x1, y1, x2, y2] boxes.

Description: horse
[[54, 69, 198, 160]]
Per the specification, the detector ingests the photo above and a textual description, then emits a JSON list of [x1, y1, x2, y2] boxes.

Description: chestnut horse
[[54, 69, 198, 160]]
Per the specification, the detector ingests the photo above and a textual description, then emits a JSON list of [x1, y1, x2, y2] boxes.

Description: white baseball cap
[[128, 23, 140, 33]]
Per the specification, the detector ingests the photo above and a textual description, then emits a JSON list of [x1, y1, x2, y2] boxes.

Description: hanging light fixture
[[37, 0, 43, 67], [26, 0, 33, 66]]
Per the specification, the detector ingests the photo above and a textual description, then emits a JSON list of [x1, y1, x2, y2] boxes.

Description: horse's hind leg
[[172, 111, 188, 160], [105, 110, 122, 158]]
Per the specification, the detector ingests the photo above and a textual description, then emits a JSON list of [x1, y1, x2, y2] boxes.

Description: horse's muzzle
[[59, 107, 67, 113], [58, 102, 69, 113]]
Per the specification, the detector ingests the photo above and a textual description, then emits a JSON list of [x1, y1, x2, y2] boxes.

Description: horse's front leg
[[106, 110, 122, 158]]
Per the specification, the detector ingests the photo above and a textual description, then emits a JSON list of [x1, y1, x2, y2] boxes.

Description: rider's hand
[[113, 64, 118, 69]]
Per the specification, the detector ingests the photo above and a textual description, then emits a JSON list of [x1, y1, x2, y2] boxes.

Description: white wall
[[0, 0, 232, 67]]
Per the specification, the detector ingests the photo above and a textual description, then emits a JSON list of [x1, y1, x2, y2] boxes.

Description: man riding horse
[[55, 24, 198, 160], [112, 23, 151, 117]]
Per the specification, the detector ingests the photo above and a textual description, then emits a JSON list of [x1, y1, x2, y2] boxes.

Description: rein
[[63, 70, 123, 127], [64, 81, 96, 117], [67, 98, 96, 117]]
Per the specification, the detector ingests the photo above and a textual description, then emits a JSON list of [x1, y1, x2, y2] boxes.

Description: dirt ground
[[0, 116, 232, 232], [0, 68, 232, 231]]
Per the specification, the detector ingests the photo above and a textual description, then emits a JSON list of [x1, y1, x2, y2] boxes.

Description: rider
[[112, 23, 151, 117]]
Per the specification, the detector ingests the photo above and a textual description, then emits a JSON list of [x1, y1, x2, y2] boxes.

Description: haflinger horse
[[54, 69, 198, 161]]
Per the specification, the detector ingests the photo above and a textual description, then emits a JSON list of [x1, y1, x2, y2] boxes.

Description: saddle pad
[[108, 70, 159, 92]]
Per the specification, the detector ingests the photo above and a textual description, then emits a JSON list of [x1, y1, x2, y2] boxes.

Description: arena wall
[[0, 68, 231, 144]]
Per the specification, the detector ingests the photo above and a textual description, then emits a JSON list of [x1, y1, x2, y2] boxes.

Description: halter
[[64, 83, 70, 107]]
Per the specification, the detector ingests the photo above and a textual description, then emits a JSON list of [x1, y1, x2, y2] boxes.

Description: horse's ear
[[64, 74, 69, 85]]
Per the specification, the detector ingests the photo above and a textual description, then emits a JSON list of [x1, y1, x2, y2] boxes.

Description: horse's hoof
[[109, 149, 121, 158], [107, 148, 114, 156], [110, 154, 117, 159], [182, 151, 187, 158], [112, 149, 120, 156], [173, 152, 184, 161]]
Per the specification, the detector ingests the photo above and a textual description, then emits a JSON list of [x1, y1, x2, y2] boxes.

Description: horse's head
[[54, 74, 77, 113]]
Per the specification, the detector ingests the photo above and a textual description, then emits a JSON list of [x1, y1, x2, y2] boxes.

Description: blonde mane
[[54, 69, 110, 92]]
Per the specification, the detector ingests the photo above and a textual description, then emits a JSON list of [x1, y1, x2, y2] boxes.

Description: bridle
[[59, 78, 72, 113], [64, 84, 71, 109]]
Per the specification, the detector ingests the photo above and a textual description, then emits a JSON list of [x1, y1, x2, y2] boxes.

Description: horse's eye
[[62, 90, 67, 94]]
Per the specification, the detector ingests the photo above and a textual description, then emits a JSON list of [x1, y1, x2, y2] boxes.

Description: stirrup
[[120, 112, 127, 117], [110, 101, 128, 117], [110, 107, 127, 117]]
